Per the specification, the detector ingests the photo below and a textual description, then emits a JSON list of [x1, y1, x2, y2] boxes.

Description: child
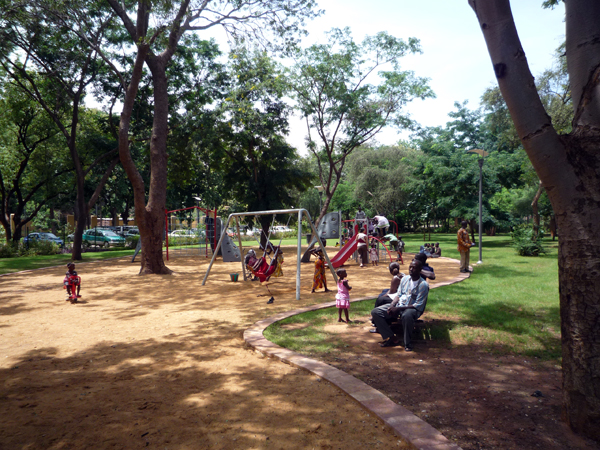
[[396, 236, 405, 264], [63, 262, 81, 302], [311, 249, 330, 293], [272, 246, 284, 277], [369, 243, 379, 266], [335, 268, 352, 323]]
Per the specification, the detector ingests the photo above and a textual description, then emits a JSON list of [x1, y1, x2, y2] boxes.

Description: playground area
[[2, 245, 594, 450], [0, 247, 420, 449]]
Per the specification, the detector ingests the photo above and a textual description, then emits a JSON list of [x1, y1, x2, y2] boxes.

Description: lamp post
[[467, 149, 488, 264], [193, 196, 202, 234]]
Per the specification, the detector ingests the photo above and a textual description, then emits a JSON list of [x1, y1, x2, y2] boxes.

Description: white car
[[169, 229, 195, 237], [272, 225, 293, 233]]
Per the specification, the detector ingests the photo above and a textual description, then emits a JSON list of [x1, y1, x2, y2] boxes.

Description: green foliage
[[511, 224, 547, 256], [0, 243, 16, 258], [19, 239, 62, 256], [290, 27, 433, 222], [199, 47, 311, 231]]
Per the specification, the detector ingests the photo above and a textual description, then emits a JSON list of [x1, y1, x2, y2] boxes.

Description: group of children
[[422, 242, 441, 258]]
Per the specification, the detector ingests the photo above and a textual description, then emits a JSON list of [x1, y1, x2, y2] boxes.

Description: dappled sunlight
[[0, 250, 409, 449]]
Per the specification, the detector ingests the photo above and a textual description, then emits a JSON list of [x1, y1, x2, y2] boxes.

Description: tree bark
[[531, 180, 543, 240], [138, 55, 172, 275], [469, 0, 600, 440]]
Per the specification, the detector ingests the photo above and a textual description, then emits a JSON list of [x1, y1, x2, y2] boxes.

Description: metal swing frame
[[201, 208, 338, 300]]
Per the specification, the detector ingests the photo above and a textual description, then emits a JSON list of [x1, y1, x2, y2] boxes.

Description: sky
[[92, 1, 567, 154], [280, 0, 566, 151]]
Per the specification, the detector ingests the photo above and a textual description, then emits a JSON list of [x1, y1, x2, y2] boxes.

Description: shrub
[[126, 235, 140, 248], [18, 240, 62, 256], [0, 243, 16, 258], [511, 224, 547, 256]]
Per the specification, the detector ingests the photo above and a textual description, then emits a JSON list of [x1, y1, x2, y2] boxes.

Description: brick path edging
[[244, 261, 470, 450]]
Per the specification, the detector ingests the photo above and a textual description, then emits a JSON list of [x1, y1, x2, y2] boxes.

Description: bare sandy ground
[[0, 247, 426, 450]]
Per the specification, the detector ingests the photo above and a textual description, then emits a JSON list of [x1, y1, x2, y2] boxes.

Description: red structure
[[164, 206, 217, 261]]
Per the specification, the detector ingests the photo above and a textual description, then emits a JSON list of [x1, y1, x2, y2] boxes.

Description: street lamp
[[193, 196, 202, 232], [467, 149, 489, 264]]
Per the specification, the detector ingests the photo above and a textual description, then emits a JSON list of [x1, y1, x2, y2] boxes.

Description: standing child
[[369, 243, 379, 266], [310, 249, 330, 293], [335, 268, 352, 323], [396, 236, 405, 264], [63, 262, 81, 303]]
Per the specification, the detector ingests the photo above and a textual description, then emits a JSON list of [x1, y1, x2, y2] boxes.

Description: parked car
[[169, 229, 196, 237], [23, 232, 64, 248], [272, 225, 293, 233], [123, 227, 139, 237], [81, 229, 126, 248]]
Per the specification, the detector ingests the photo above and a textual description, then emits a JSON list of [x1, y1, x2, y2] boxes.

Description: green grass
[[0, 248, 135, 275], [265, 233, 562, 361]]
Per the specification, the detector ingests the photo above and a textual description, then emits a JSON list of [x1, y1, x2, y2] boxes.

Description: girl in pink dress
[[335, 268, 352, 323]]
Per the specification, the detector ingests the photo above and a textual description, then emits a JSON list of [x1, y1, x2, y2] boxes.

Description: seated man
[[431, 242, 442, 258], [371, 259, 429, 351]]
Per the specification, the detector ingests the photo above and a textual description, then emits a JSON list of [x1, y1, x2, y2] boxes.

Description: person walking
[[457, 220, 475, 273]]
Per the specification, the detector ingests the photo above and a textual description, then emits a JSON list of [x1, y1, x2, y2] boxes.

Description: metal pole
[[478, 158, 483, 264], [235, 216, 248, 281], [296, 210, 302, 300]]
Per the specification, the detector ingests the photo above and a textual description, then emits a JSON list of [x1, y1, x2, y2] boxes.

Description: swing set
[[202, 208, 338, 300]]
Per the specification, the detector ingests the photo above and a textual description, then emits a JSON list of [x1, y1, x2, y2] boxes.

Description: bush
[[0, 243, 16, 258], [18, 240, 62, 256], [126, 235, 140, 248], [511, 224, 547, 256]]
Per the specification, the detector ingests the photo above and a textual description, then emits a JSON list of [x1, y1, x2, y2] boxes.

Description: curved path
[[245, 257, 470, 450]]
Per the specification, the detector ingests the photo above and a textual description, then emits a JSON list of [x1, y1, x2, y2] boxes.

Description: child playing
[[369, 243, 379, 266], [63, 262, 81, 302], [335, 268, 352, 323], [396, 236, 405, 264], [310, 249, 330, 293]]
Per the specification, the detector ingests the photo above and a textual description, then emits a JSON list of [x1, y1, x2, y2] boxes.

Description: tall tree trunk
[[116, 40, 171, 274], [469, 0, 600, 439], [550, 215, 557, 240], [137, 57, 172, 275], [531, 180, 543, 240]]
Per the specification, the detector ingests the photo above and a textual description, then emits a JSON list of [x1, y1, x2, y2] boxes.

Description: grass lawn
[[0, 248, 136, 275], [265, 233, 562, 362]]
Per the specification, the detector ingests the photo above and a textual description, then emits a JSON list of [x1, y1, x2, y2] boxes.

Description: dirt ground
[[0, 247, 410, 450], [1, 247, 597, 450]]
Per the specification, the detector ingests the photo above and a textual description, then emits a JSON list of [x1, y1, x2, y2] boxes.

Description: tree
[[0, 2, 120, 259], [291, 27, 434, 226], [0, 80, 72, 242], [98, 0, 320, 274], [469, 0, 600, 439], [202, 47, 311, 241]]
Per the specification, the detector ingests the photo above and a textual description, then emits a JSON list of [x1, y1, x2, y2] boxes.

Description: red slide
[[329, 234, 358, 268]]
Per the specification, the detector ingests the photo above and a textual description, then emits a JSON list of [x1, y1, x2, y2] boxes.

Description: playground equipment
[[163, 206, 219, 261], [300, 211, 341, 263], [205, 216, 241, 262], [202, 208, 338, 300]]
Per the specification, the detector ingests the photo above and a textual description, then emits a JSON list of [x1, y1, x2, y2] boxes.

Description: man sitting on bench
[[371, 259, 429, 351]]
